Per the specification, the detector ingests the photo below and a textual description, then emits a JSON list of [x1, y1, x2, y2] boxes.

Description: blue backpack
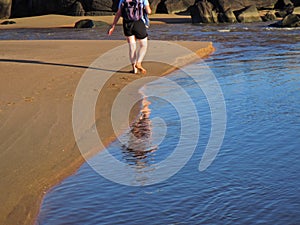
[[121, 0, 143, 22]]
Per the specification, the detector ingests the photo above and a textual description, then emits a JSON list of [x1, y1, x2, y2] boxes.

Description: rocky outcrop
[[164, 0, 195, 14], [190, 0, 300, 23], [236, 5, 262, 22], [2, 0, 300, 22], [0, 0, 12, 18], [8, 0, 114, 18]]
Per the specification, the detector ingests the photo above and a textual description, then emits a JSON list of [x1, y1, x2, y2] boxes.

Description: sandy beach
[[0, 15, 214, 225]]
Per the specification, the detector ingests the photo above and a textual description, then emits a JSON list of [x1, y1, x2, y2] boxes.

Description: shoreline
[[0, 39, 214, 225], [0, 14, 192, 29]]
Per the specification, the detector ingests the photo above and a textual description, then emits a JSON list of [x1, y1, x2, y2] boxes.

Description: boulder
[[164, 0, 194, 14], [293, 6, 300, 13], [281, 13, 300, 26], [261, 10, 277, 21], [74, 19, 95, 28], [69, 1, 85, 16], [209, 0, 278, 12], [191, 0, 218, 23], [269, 13, 300, 26], [236, 5, 262, 22], [218, 8, 237, 23], [0, 0, 11, 19]]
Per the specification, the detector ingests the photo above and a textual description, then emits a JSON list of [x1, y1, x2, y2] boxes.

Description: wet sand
[[0, 14, 191, 29], [0, 15, 214, 225]]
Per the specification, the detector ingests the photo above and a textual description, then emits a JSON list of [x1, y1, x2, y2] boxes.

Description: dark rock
[[275, 0, 295, 17], [0, 0, 11, 19], [292, 0, 300, 7], [1, 19, 15, 24], [191, 0, 218, 23], [275, 0, 294, 9], [82, 0, 112, 12], [281, 13, 300, 26], [236, 5, 262, 22], [69, 1, 85, 16], [269, 13, 300, 27], [74, 19, 95, 28], [261, 10, 277, 21], [149, 0, 165, 13]]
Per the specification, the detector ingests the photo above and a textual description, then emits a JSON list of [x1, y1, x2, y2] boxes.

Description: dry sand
[[0, 15, 213, 225]]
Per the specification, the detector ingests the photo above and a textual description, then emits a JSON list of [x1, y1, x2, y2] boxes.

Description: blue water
[[30, 23, 300, 224]]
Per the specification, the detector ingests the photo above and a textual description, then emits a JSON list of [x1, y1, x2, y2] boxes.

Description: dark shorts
[[123, 19, 148, 39]]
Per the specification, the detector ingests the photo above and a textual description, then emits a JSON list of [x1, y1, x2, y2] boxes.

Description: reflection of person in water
[[123, 97, 157, 166]]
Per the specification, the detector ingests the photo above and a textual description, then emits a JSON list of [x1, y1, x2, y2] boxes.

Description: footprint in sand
[[6, 102, 15, 106], [23, 96, 35, 102], [120, 76, 129, 81]]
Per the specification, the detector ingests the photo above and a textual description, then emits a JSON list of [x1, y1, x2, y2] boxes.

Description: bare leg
[[126, 36, 137, 73], [136, 37, 148, 74]]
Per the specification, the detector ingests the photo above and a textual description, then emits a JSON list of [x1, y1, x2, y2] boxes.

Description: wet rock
[[0, 0, 11, 19], [74, 19, 95, 28], [269, 13, 300, 27], [236, 5, 262, 23]]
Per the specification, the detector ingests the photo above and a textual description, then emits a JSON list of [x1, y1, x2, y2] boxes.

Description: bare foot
[[135, 64, 147, 74], [130, 64, 138, 74]]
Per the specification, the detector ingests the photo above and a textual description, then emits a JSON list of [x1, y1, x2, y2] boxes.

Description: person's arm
[[108, 9, 122, 36], [145, 5, 151, 15]]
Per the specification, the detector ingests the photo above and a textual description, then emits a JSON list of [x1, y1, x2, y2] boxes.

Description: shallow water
[[8, 23, 299, 224]]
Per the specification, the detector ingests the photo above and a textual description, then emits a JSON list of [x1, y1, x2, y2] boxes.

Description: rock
[[281, 13, 300, 26], [275, 0, 294, 9], [0, 0, 11, 19], [293, 6, 300, 13], [236, 5, 262, 22], [164, 0, 194, 14], [292, 0, 300, 7], [83, 0, 112, 12], [148, 0, 161, 13], [218, 8, 237, 23], [269, 13, 300, 27], [74, 19, 95, 28], [191, 0, 218, 23], [1, 19, 15, 24], [262, 10, 277, 21], [69, 1, 85, 16], [209, 0, 278, 12]]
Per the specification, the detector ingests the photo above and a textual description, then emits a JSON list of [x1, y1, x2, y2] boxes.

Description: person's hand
[[108, 25, 115, 36]]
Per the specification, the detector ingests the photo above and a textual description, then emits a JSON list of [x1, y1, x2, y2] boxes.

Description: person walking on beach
[[108, 0, 152, 74]]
